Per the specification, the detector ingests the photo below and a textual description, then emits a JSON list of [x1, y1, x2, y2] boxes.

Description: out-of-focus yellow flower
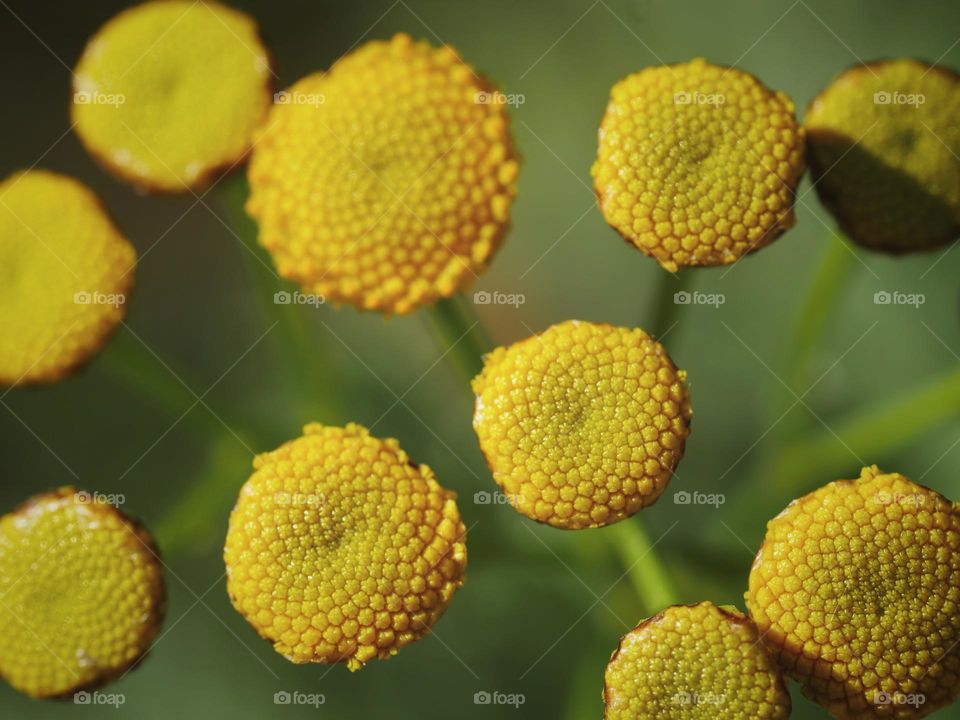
[[0, 487, 165, 698], [247, 33, 520, 314], [72, 0, 272, 192], [592, 58, 806, 271], [0, 170, 135, 386], [805, 59, 960, 252], [746, 466, 960, 719], [471, 320, 691, 530], [604, 602, 791, 719], [223, 423, 467, 670]]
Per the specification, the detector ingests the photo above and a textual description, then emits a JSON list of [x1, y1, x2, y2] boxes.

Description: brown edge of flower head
[[0, 170, 136, 389], [70, 0, 276, 195], [469, 322, 691, 531], [804, 58, 960, 254], [601, 601, 791, 718], [592, 58, 806, 271], [0, 486, 166, 700]]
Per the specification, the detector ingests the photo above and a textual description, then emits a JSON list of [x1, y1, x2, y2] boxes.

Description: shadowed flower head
[[604, 601, 791, 719], [223, 423, 467, 670], [592, 58, 806, 272], [72, 0, 272, 192], [0, 170, 135, 386], [247, 33, 520, 314], [0, 488, 165, 698], [746, 465, 960, 719], [471, 320, 691, 530], [805, 58, 960, 253]]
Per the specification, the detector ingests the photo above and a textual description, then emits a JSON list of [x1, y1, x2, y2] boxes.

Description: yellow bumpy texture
[[247, 33, 519, 314], [805, 59, 960, 252], [592, 58, 806, 271], [72, 0, 272, 192], [471, 320, 691, 530], [224, 423, 467, 669], [0, 488, 165, 698], [0, 170, 135, 386], [746, 466, 960, 719], [604, 602, 791, 719]]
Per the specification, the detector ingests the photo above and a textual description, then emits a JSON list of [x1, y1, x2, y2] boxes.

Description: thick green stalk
[[423, 295, 491, 384], [607, 518, 677, 613], [646, 270, 690, 338]]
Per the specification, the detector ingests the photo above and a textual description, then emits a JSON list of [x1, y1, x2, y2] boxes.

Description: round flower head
[[604, 602, 791, 719], [805, 59, 960, 253], [0, 488, 165, 698], [0, 170, 135, 386], [72, 0, 272, 192], [592, 58, 806, 271], [246, 33, 520, 314], [746, 466, 960, 719], [471, 320, 691, 530], [224, 423, 467, 669]]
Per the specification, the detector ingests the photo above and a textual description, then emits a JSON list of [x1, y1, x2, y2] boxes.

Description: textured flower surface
[[805, 59, 960, 252], [746, 466, 960, 719], [592, 58, 805, 271], [72, 0, 272, 192], [0, 170, 135, 386], [604, 601, 791, 719], [471, 320, 691, 530], [247, 33, 519, 314], [224, 423, 467, 669], [0, 488, 165, 698]]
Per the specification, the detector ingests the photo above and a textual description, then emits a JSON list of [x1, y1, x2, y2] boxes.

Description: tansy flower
[[223, 423, 467, 670], [0, 170, 135, 386], [592, 58, 806, 272], [471, 320, 691, 530], [604, 601, 791, 719], [246, 33, 520, 315], [805, 59, 960, 253], [72, 0, 272, 192], [0, 488, 165, 698], [746, 466, 960, 719]]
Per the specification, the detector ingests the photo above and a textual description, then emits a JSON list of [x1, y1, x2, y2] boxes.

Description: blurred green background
[[2, 0, 960, 717]]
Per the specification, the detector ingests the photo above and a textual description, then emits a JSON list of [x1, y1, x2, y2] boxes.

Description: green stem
[[607, 519, 677, 613], [424, 295, 492, 384], [646, 270, 690, 338]]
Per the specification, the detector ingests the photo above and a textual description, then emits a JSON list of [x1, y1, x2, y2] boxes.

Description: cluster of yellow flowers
[[2, 1, 959, 718]]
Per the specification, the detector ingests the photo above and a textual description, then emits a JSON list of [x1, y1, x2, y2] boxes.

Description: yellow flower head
[[805, 59, 960, 252], [0, 170, 135, 386], [471, 320, 691, 530], [223, 423, 467, 669], [746, 466, 960, 719], [604, 601, 791, 719], [72, 0, 272, 192], [0, 488, 165, 698], [592, 58, 806, 272], [247, 33, 520, 314]]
